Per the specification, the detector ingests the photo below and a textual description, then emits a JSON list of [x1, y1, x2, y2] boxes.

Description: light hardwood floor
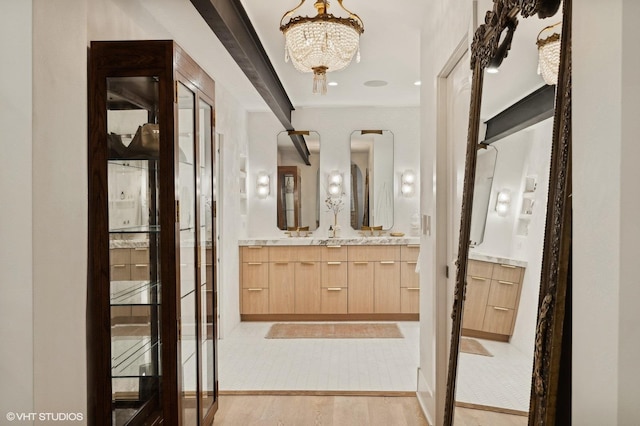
[[212, 395, 528, 425]]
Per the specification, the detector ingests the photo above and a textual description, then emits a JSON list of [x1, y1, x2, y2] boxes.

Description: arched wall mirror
[[445, 0, 572, 424], [349, 130, 394, 230], [276, 130, 321, 231]]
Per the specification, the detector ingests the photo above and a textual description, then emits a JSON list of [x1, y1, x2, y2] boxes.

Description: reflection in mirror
[[469, 145, 498, 247], [349, 130, 394, 230], [276, 131, 320, 231], [449, 2, 563, 421]]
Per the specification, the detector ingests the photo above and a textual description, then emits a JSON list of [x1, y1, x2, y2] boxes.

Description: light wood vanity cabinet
[[462, 259, 525, 341], [240, 244, 419, 319], [109, 247, 150, 281]]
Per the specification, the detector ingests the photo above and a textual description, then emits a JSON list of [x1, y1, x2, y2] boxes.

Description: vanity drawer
[[242, 262, 269, 288], [483, 306, 516, 335], [321, 287, 348, 314], [130, 247, 149, 264], [348, 245, 400, 262], [296, 246, 322, 262], [467, 260, 493, 279], [130, 263, 150, 281], [491, 263, 524, 283], [242, 288, 269, 314], [241, 246, 269, 263], [401, 287, 420, 314], [488, 279, 520, 309], [322, 261, 348, 288], [322, 244, 348, 262], [110, 248, 130, 265], [110, 264, 131, 281], [401, 245, 420, 262], [400, 261, 419, 288], [269, 246, 301, 262]]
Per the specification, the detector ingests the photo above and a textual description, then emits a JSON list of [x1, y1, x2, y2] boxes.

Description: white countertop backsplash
[[468, 251, 528, 268], [238, 236, 420, 246]]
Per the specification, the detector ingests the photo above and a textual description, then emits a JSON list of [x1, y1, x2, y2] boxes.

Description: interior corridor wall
[[0, 0, 34, 419]]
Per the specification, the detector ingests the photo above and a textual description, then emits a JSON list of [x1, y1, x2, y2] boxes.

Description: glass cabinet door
[[106, 76, 162, 425], [177, 82, 198, 424], [198, 98, 216, 419]]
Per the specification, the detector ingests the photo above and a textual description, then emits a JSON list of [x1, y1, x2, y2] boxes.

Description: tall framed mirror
[[445, 0, 572, 424], [276, 130, 321, 231], [349, 130, 394, 230]]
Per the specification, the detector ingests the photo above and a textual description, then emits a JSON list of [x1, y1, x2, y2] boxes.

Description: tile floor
[[455, 338, 533, 412], [218, 321, 420, 392], [218, 322, 532, 413]]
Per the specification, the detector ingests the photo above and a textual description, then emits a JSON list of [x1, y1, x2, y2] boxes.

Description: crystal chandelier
[[536, 22, 561, 85], [280, 0, 364, 95]]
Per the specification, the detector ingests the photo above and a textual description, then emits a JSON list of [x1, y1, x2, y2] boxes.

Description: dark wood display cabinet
[[88, 40, 218, 425]]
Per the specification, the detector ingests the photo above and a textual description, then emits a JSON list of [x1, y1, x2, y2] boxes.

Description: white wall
[[246, 107, 420, 239], [574, 0, 640, 423], [0, 0, 34, 419], [419, 1, 473, 423]]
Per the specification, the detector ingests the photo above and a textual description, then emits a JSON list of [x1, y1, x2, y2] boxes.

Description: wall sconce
[[256, 171, 270, 198], [327, 170, 343, 197], [401, 169, 416, 197], [495, 189, 511, 217], [537, 22, 561, 85]]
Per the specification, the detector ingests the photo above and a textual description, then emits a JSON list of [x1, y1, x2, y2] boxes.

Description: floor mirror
[[444, 0, 572, 424]]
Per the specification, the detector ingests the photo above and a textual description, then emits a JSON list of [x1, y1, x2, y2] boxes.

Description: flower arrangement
[[325, 193, 344, 227]]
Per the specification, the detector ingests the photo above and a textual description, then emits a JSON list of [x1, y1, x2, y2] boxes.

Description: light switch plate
[[422, 214, 431, 236]]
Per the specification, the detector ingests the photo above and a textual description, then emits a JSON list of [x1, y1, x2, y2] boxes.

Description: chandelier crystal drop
[[280, 0, 364, 95], [536, 23, 561, 86]]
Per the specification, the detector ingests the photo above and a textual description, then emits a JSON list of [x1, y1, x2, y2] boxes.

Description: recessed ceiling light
[[328, 81, 339, 87], [414, 81, 421, 86], [364, 80, 388, 87]]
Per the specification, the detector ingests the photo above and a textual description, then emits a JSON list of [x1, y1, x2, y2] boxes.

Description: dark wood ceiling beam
[[189, 0, 311, 165]]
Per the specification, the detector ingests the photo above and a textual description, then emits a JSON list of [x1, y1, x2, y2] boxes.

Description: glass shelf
[[111, 337, 161, 378], [110, 225, 160, 234], [111, 280, 161, 306]]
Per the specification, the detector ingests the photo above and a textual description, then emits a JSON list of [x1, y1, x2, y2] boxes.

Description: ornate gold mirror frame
[[444, 0, 572, 424]]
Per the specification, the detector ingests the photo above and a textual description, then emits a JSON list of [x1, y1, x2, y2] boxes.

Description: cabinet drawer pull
[[327, 261, 342, 265], [327, 245, 342, 248], [407, 287, 420, 291], [493, 306, 509, 311], [407, 244, 420, 248], [353, 261, 369, 265], [499, 264, 516, 269], [113, 264, 126, 268], [300, 261, 315, 265], [407, 261, 417, 265], [134, 247, 147, 251], [247, 262, 263, 265], [248, 246, 263, 249], [134, 264, 147, 267], [273, 262, 289, 265], [380, 261, 395, 265], [247, 288, 263, 292], [498, 280, 515, 285], [470, 276, 486, 281], [327, 287, 342, 291]]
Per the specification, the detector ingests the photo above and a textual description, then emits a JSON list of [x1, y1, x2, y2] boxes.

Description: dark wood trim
[[241, 313, 419, 322], [188, 0, 293, 126]]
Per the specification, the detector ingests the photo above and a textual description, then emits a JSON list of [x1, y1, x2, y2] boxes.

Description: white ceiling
[[239, 0, 426, 109]]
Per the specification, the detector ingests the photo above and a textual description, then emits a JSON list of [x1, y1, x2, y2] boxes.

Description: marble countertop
[[468, 251, 528, 268], [238, 236, 420, 246]]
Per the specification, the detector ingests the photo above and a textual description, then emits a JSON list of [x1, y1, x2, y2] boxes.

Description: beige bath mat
[[265, 323, 404, 339], [460, 338, 493, 356]]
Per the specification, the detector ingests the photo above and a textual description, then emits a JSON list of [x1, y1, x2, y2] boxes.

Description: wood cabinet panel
[[400, 245, 420, 262], [242, 246, 268, 262], [400, 262, 419, 288], [462, 275, 491, 330], [269, 262, 295, 313], [483, 306, 515, 335], [487, 279, 520, 309], [401, 287, 420, 314], [321, 261, 348, 288], [322, 245, 348, 262], [491, 263, 524, 283], [242, 262, 268, 289], [467, 260, 493, 278], [374, 261, 401, 313], [270, 246, 301, 262], [321, 287, 348, 314], [297, 246, 322, 261], [130, 247, 149, 264], [348, 245, 400, 262], [110, 264, 131, 281], [110, 248, 130, 265], [295, 262, 321, 313], [242, 288, 269, 314], [348, 261, 375, 313], [130, 263, 150, 281]]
